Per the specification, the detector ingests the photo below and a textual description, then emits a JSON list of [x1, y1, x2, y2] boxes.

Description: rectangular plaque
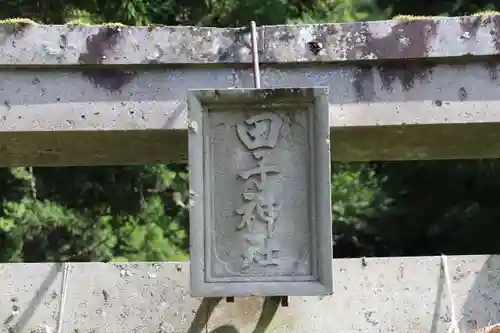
[[188, 88, 333, 297]]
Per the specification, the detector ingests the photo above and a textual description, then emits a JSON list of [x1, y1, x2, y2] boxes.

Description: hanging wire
[[441, 254, 461, 333], [250, 21, 261, 89], [56, 262, 71, 333]]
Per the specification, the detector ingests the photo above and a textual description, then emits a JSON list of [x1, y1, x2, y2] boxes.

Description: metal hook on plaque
[[223, 20, 289, 308], [225, 295, 288, 307]]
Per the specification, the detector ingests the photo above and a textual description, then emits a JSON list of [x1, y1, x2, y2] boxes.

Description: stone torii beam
[[1, 16, 500, 333], [0, 15, 499, 166], [1, 255, 499, 333]]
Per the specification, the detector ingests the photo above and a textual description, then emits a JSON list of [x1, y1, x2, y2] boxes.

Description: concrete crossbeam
[[0, 16, 499, 165], [0, 255, 498, 333], [0, 15, 497, 65], [0, 62, 498, 165]]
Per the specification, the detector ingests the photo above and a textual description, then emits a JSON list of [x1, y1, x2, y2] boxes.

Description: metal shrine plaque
[[188, 88, 333, 297]]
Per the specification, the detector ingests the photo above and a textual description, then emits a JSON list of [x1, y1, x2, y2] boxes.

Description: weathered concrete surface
[[2, 61, 500, 165], [0, 130, 188, 166], [1, 15, 500, 65], [1, 256, 500, 333], [1, 16, 500, 165], [3, 64, 500, 133]]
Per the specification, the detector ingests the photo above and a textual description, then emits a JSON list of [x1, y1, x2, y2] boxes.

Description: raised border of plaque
[[187, 87, 333, 297]]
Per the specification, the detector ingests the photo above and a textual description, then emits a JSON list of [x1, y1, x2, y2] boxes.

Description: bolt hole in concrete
[[459, 87, 468, 101], [307, 41, 323, 55]]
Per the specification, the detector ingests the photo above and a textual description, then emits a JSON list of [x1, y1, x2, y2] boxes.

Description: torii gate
[[0, 15, 499, 333]]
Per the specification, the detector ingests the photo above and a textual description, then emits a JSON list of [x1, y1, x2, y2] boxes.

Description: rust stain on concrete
[[490, 16, 500, 52], [327, 19, 439, 95], [344, 19, 438, 60], [484, 61, 499, 81], [460, 16, 482, 39], [378, 62, 435, 92], [352, 66, 375, 102], [79, 27, 135, 92], [0, 23, 31, 45]]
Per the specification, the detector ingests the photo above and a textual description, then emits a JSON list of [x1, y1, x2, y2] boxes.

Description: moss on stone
[[66, 20, 126, 28], [472, 11, 500, 16], [0, 17, 127, 28], [0, 18, 38, 26], [392, 15, 443, 21], [0, 12, 500, 27], [392, 11, 500, 21]]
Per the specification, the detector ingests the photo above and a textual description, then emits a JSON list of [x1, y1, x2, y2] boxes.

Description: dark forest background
[[0, 0, 498, 263]]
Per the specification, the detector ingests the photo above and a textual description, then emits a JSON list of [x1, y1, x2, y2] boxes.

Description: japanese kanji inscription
[[188, 88, 333, 297]]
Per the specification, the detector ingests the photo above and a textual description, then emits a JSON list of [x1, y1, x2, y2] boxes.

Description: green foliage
[[0, 164, 190, 263], [332, 163, 392, 226], [290, 0, 390, 24], [0, 198, 117, 262], [330, 163, 392, 257]]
